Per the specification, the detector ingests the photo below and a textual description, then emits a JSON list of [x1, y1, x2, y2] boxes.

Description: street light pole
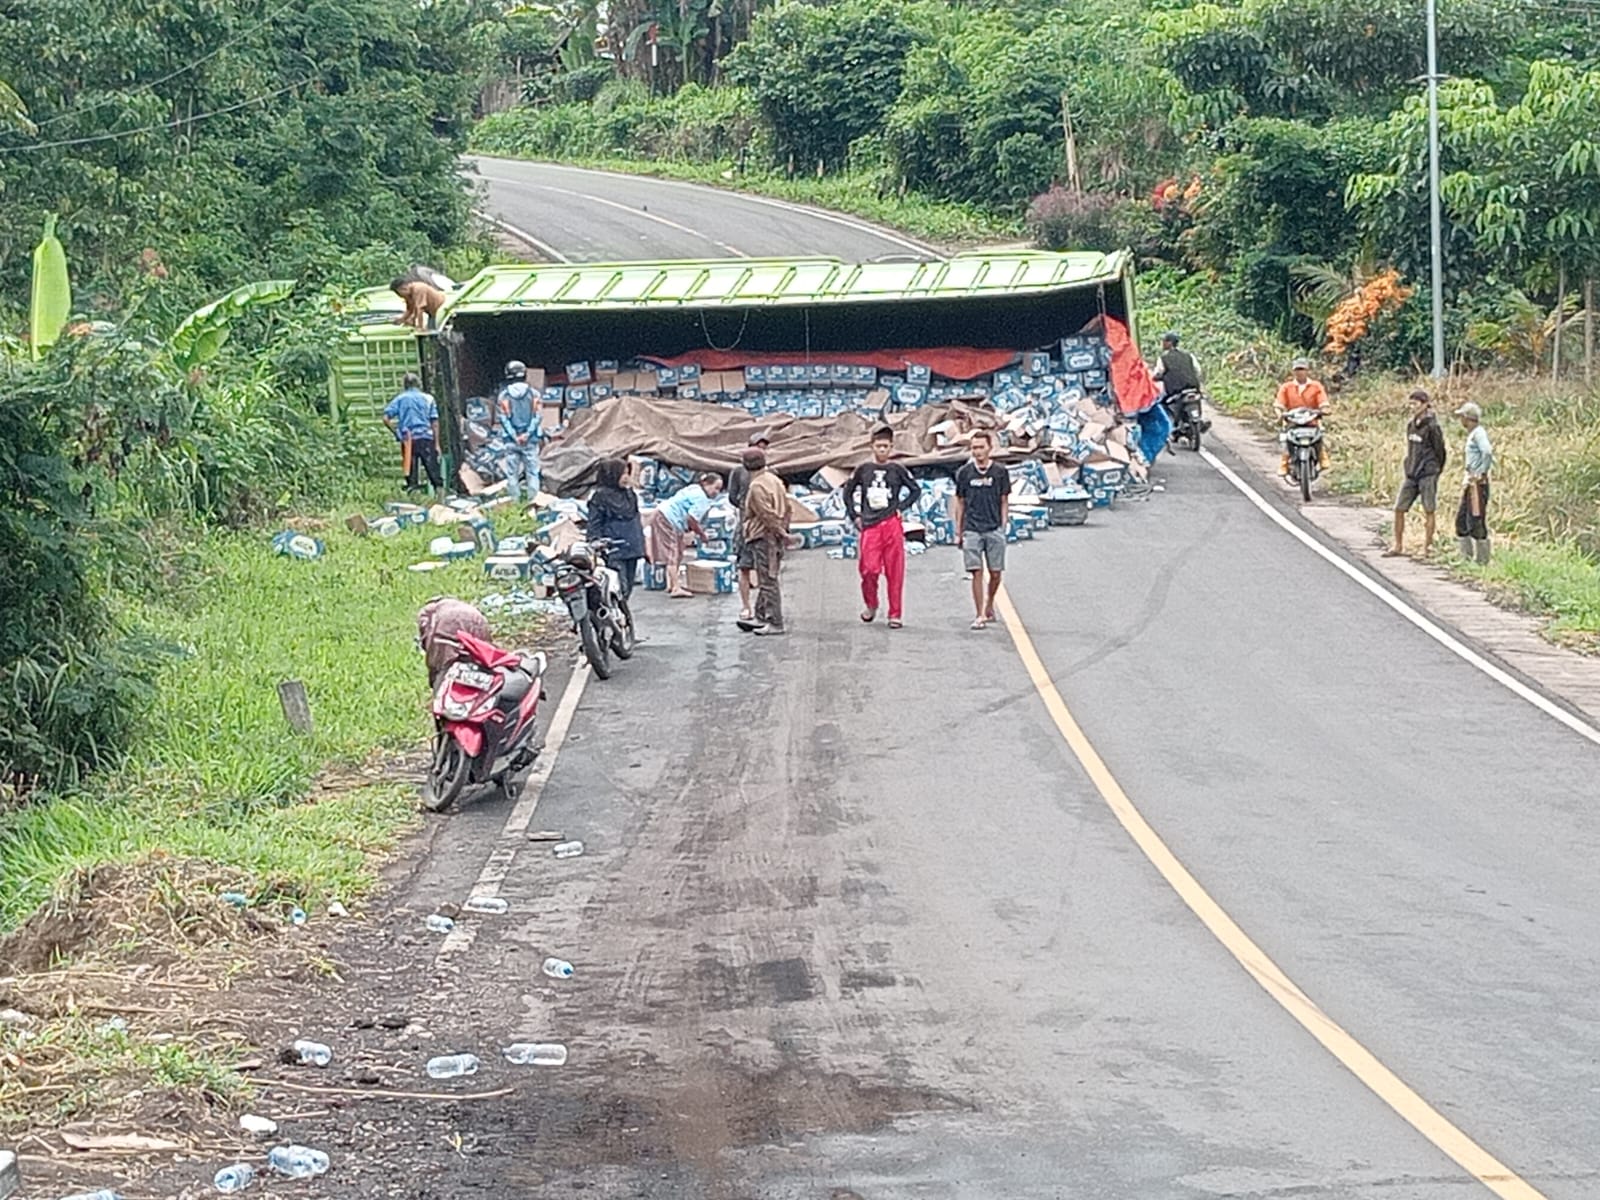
[[1426, 0, 1446, 378]]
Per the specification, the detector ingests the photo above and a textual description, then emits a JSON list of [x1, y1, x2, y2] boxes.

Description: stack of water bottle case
[[468, 334, 1147, 596]]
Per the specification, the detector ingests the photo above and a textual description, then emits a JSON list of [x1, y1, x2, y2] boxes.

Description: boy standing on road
[[1385, 389, 1447, 558], [954, 430, 1010, 629], [845, 426, 919, 629], [737, 449, 790, 637], [1454, 401, 1495, 563], [382, 372, 442, 497], [727, 433, 770, 622], [650, 472, 724, 598]]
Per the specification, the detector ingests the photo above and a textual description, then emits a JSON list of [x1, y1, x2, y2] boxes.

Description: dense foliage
[[0, 0, 509, 794]]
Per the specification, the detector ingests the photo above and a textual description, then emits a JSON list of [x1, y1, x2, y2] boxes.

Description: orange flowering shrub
[[1325, 269, 1413, 357]]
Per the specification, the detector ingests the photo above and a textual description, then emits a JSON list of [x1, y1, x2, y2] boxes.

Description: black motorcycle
[[1166, 388, 1208, 453], [552, 537, 635, 680]]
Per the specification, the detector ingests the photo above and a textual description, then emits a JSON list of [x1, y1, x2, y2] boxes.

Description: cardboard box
[[679, 363, 701, 383], [566, 361, 592, 384], [1024, 351, 1051, 376], [906, 362, 931, 385], [542, 386, 565, 406], [744, 365, 769, 389], [540, 401, 564, 431], [805, 363, 832, 387], [644, 562, 670, 591], [590, 383, 613, 403], [685, 559, 736, 594], [894, 383, 928, 409], [656, 365, 680, 389], [679, 384, 701, 400], [851, 365, 878, 386], [566, 386, 589, 408], [595, 359, 618, 378], [524, 366, 547, 390], [1064, 349, 1099, 372]]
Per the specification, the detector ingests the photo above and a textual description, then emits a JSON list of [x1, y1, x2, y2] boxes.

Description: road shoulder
[[1206, 409, 1600, 727]]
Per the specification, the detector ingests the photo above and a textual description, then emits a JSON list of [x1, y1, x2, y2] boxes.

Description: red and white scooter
[[425, 631, 546, 811]]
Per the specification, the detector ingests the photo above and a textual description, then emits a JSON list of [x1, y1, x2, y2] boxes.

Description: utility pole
[[1426, 0, 1446, 379]]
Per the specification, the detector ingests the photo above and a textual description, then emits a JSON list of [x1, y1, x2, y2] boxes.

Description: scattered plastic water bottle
[[59, 1191, 124, 1200], [267, 1145, 329, 1179], [220, 891, 249, 908], [425, 913, 456, 934], [542, 957, 574, 979], [213, 1163, 258, 1192], [98, 1016, 128, 1036], [291, 1039, 332, 1067], [552, 841, 584, 859], [426, 1053, 480, 1079], [462, 896, 509, 915], [503, 1042, 568, 1066], [239, 1113, 277, 1136], [289, 907, 307, 927]]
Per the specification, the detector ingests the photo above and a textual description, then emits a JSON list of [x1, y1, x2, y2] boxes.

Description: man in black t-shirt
[[845, 426, 919, 628], [954, 430, 1010, 630]]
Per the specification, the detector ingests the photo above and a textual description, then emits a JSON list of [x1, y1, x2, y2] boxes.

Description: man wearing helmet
[[496, 360, 548, 504], [1151, 330, 1207, 428]]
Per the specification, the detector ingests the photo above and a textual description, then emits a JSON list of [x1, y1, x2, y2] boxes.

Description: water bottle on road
[[213, 1163, 258, 1192], [542, 957, 574, 979], [426, 1053, 480, 1079], [503, 1042, 568, 1066], [552, 841, 584, 859], [267, 1145, 330, 1178], [60, 1191, 124, 1200], [425, 913, 455, 933], [462, 896, 509, 914], [291, 1039, 332, 1066]]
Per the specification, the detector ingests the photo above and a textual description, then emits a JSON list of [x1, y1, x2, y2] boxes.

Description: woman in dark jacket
[[586, 457, 646, 597]]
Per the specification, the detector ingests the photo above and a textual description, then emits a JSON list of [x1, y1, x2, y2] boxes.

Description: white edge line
[[476, 209, 570, 263], [475, 157, 936, 258], [522, 181, 750, 258], [1200, 447, 1600, 749], [435, 659, 592, 963]]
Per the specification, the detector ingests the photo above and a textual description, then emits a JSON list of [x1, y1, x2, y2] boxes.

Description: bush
[[1027, 187, 1160, 256]]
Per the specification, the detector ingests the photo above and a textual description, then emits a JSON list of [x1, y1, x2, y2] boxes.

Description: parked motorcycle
[[552, 537, 635, 680], [425, 630, 546, 811], [1165, 388, 1209, 453], [1279, 406, 1325, 502]]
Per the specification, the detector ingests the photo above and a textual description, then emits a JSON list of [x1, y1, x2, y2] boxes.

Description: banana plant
[[0, 77, 33, 134], [30, 215, 70, 360], [169, 279, 296, 371]]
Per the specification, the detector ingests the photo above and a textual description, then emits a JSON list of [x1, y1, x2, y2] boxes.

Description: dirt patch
[[0, 855, 288, 974]]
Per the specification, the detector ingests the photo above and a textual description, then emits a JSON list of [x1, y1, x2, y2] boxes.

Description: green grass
[[0, 502, 549, 931], [474, 150, 1024, 247], [1468, 540, 1600, 651]]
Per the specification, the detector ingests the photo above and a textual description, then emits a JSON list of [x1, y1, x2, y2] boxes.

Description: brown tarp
[[541, 396, 1028, 493]]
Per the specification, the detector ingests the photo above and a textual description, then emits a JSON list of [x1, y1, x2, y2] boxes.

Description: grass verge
[[0, 501, 549, 933], [471, 150, 1024, 247]]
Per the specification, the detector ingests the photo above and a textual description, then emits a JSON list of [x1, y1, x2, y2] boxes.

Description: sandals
[[887, 619, 903, 630], [970, 617, 987, 630], [860, 609, 877, 623]]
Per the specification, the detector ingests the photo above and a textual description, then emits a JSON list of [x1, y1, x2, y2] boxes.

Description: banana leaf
[[170, 279, 296, 370], [30, 214, 70, 360]]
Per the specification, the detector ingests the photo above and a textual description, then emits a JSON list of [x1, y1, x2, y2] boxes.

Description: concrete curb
[[1205, 408, 1600, 728]]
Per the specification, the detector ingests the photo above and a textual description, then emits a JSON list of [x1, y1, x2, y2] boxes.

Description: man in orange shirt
[[1274, 357, 1329, 477]]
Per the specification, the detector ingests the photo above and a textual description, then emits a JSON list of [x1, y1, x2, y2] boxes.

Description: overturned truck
[[334, 249, 1158, 499]]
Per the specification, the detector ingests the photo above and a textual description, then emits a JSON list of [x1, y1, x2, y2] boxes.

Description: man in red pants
[[845, 425, 920, 629]]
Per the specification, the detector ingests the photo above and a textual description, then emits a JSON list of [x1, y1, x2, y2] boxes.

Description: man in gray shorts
[[1385, 388, 1447, 558], [954, 429, 1010, 629]]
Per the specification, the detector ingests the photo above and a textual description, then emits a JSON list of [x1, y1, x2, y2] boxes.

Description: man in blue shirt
[[649, 473, 724, 598], [496, 360, 548, 504], [382, 372, 442, 496]]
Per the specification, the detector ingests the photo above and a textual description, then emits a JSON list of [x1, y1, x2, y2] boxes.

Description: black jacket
[[586, 486, 646, 559], [1403, 412, 1447, 480]]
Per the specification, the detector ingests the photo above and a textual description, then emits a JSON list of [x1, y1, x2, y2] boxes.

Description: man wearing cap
[[1385, 389, 1448, 557], [727, 432, 770, 622], [1274, 357, 1329, 478], [1454, 401, 1495, 563], [737, 448, 791, 636]]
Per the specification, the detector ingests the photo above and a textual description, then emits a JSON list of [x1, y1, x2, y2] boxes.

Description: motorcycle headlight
[[443, 699, 471, 719]]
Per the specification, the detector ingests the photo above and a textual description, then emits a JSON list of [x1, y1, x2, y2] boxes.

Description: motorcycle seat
[[498, 669, 532, 707]]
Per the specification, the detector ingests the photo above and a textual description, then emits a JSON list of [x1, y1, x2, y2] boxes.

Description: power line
[[32, 0, 301, 130], [0, 77, 310, 155]]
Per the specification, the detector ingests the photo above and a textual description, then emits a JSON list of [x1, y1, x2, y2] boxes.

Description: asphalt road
[[401, 164, 1600, 1198]]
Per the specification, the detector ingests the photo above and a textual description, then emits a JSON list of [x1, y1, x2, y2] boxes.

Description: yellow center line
[[993, 585, 1547, 1200]]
